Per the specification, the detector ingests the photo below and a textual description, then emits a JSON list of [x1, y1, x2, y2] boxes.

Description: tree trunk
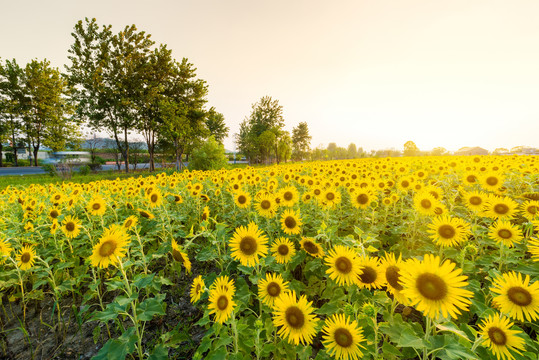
[[10, 118, 18, 167], [0, 143, 3, 167], [123, 128, 130, 173], [33, 146, 39, 167], [175, 139, 180, 171]]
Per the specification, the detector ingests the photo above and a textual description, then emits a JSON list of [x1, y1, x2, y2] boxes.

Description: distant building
[[454, 147, 489, 156]]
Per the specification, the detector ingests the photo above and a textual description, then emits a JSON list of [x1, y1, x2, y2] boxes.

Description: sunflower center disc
[[278, 244, 289, 256], [494, 204, 509, 215], [50, 210, 58, 218], [488, 327, 507, 346], [421, 199, 432, 209], [359, 266, 377, 284], [467, 175, 476, 183], [99, 240, 117, 257], [303, 241, 318, 254], [386, 266, 403, 291], [284, 217, 297, 229], [267, 282, 281, 297], [507, 286, 532, 306], [438, 225, 456, 239], [65, 222, 75, 231], [283, 192, 293, 201], [195, 284, 201, 293], [486, 177, 498, 186], [21, 252, 30, 263], [217, 295, 228, 310], [402, 181, 410, 187], [314, 189, 321, 196], [334, 328, 353, 348], [335, 257, 352, 274], [469, 196, 482, 206], [261, 200, 271, 210], [92, 203, 101, 210], [285, 306, 305, 329], [326, 192, 335, 201], [238, 195, 246, 204], [498, 229, 513, 239], [141, 211, 150, 218], [125, 220, 133, 228], [151, 194, 158, 203], [416, 273, 448, 301], [172, 249, 183, 262], [527, 206, 538, 214], [357, 194, 368, 204], [240, 236, 257, 255]]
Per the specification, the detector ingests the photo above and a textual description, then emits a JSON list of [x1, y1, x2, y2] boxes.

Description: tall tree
[[0, 59, 25, 166], [347, 143, 357, 159], [291, 122, 311, 161], [403, 140, 419, 157], [205, 107, 228, 144]]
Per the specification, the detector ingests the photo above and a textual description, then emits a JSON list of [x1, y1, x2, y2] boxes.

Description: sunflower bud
[[361, 302, 376, 317]]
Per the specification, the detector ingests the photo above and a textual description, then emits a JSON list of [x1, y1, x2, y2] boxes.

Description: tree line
[[0, 18, 229, 172]]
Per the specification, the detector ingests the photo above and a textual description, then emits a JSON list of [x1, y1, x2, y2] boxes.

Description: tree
[[235, 96, 285, 164], [327, 142, 337, 160], [430, 147, 447, 156], [403, 141, 419, 157], [292, 122, 311, 161], [347, 143, 357, 159], [188, 136, 228, 171], [206, 107, 228, 144], [493, 148, 509, 155], [22, 59, 77, 165], [0, 59, 25, 166], [277, 131, 292, 163]]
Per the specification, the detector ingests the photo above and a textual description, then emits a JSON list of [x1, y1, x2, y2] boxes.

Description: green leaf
[[133, 273, 155, 289], [196, 246, 218, 262], [205, 346, 227, 360], [436, 322, 472, 342], [91, 301, 127, 322], [136, 294, 166, 321], [381, 342, 402, 357], [92, 327, 137, 360], [396, 328, 425, 349], [148, 344, 168, 360], [316, 301, 339, 315]]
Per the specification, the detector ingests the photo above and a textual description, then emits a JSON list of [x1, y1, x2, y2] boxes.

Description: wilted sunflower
[[478, 314, 525, 360], [280, 209, 302, 235], [201, 206, 210, 221], [324, 245, 362, 286], [61, 215, 81, 239], [90, 225, 130, 268], [271, 237, 296, 264], [300, 237, 325, 258], [273, 290, 318, 345], [484, 195, 518, 220], [519, 200, 539, 220], [190, 275, 205, 303], [490, 271, 539, 322], [356, 255, 385, 290], [208, 285, 235, 324], [16, 245, 36, 270], [258, 273, 289, 308], [400, 254, 472, 319], [279, 186, 299, 207], [137, 208, 155, 220], [255, 192, 278, 218], [380, 253, 409, 305], [87, 195, 107, 216], [122, 215, 138, 230], [229, 222, 268, 267], [322, 314, 366, 360], [233, 190, 251, 209], [171, 239, 191, 273], [488, 220, 523, 248], [427, 215, 471, 248]]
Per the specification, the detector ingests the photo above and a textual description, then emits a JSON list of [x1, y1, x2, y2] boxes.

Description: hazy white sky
[[2, 0, 538, 152]]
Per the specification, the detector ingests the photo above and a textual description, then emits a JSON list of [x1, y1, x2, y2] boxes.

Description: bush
[[79, 165, 91, 176], [42, 164, 57, 177], [188, 136, 229, 171]]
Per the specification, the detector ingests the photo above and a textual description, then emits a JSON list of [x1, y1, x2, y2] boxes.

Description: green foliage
[[292, 122, 311, 160], [189, 136, 228, 171]]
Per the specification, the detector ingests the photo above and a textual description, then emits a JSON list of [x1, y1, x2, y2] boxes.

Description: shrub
[[188, 136, 229, 171]]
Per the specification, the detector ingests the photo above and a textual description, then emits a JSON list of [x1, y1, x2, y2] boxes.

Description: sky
[[2, 0, 539, 153]]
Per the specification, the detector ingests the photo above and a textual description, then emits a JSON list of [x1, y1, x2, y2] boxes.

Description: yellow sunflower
[[171, 239, 191, 273], [519, 200, 539, 220], [16, 245, 36, 270], [356, 255, 385, 290], [380, 253, 409, 305], [300, 237, 325, 258], [208, 286, 236, 324], [400, 254, 472, 319], [137, 208, 155, 220], [413, 192, 441, 217], [190, 275, 205, 303], [0, 238, 13, 262], [258, 273, 289, 308], [273, 290, 318, 345], [427, 215, 471, 248], [280, 209, 302, 235], [461, 190, 487, 214], [324, 245, 363, 286], [490, 271, 539, 322], [350, 189, 374, 209], [255, 192, 278, 218], [481, 172, 504, 192], [322, 314, 366, 360], [483, 195, 518, 220], [271, 237, 296, 264], [87, 195, 107, 216], [528, 238, 539, 262], [279, 186, 299, 207], [478, 314, 525, 360], [233, 190, 251, 209], [147, 189, 163, 208], [122, 215, 138, 230], [201, 206, 210, 221], [322, 188, 341, 209], [229, 222, 269, 267], [47, 207, 61, 221], [211, 275, 236, 293], [488, 220, 523, 248], [61, 215, 82, 239], [90, 225, 130, 268]]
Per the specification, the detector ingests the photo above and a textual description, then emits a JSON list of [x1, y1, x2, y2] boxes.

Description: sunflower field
[[1, 155, 539, 360]]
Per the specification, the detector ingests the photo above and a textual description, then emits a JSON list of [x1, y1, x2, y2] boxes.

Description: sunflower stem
[[498, 243, 505, 272], [423, 316, 432, 360], [230, 311, 239, 354]]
